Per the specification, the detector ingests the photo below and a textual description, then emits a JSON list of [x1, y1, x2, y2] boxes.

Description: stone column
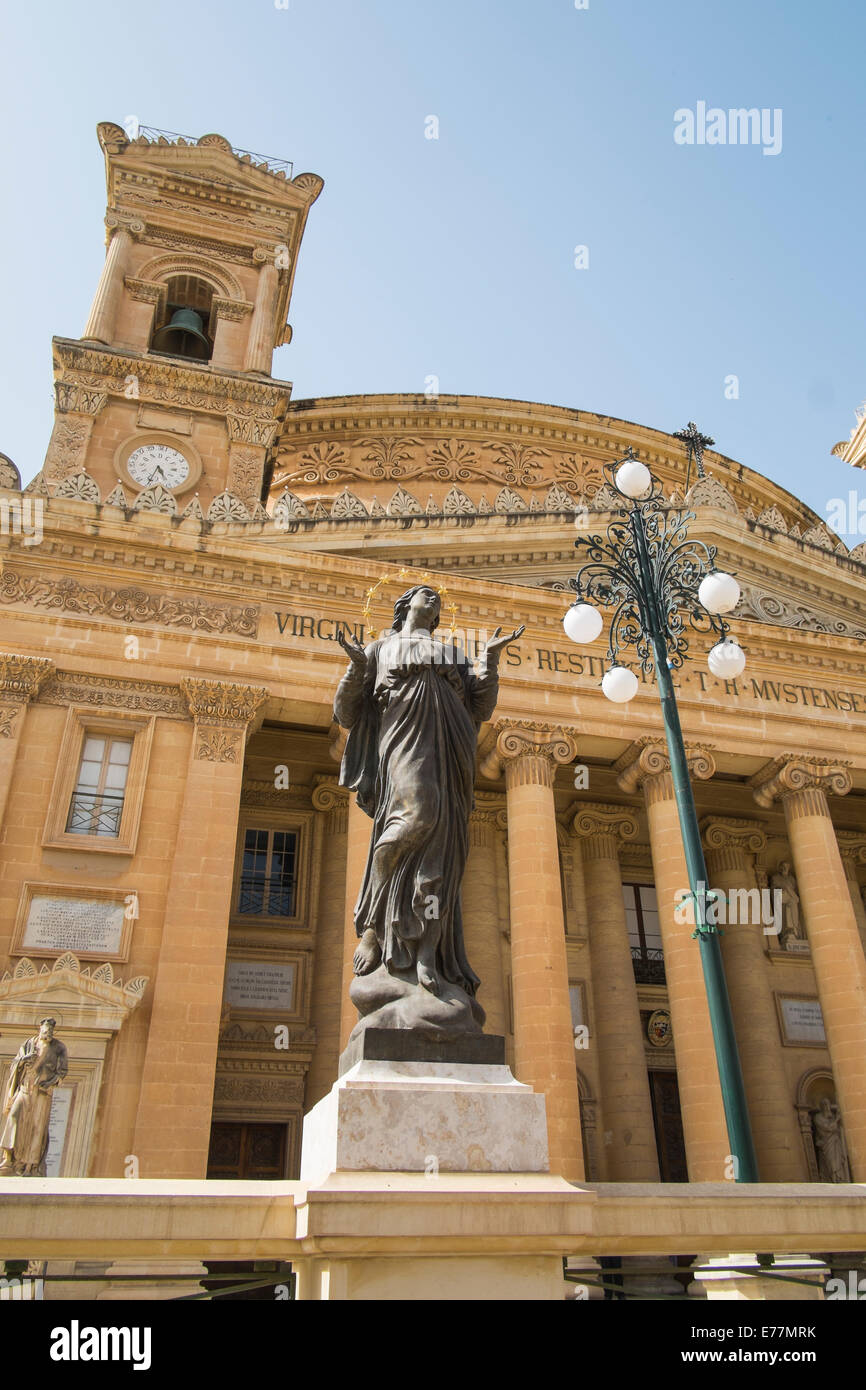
[[482, 723, 584, 1183], [338, 796, 372, 1053], [615, 738, 730, 1182], [244, 258, 279, 374], [83, 222, 136, 344], [0, 654, 53, 831], [702, 817, 807, 1181], [460, 796, 508, 1039], [132, 680, 268, 1178], [837, 832, 866, 958], [305, 776, 349, 1109], [751, 755, 866, 1181], [571, 802, 659, 1182]]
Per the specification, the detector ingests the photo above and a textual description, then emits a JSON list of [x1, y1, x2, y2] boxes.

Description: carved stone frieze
[[53, 340, 289, 419], [39, 670, 188, 717], [0, 707, 20, 737], [241, 779, 312, 809], [227, 414, 281, 448], [54, 382, 108, 416], [0, 568, 259, 638], [226, 448, 265, 503], [735, 585, 866, 641], [0, 454, 21, 490], [43, 417, 93, 483]]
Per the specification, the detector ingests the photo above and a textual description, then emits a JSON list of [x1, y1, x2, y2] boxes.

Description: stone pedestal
[[298, 1037, 566, 1299], [301, 1055, 548, 1183]]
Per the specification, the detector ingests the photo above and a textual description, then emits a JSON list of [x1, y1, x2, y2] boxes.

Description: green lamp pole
[[564, 438, 759, 1183]]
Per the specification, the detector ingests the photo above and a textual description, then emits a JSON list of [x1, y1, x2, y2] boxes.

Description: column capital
[[700, 816, 767, 856], [749, 755, 852, 811], [614, 736, 715, 797], [181, 679, 268, 763], [0, 653, 54, 705], [570, 800, 639, 844], [180, 678, 269, 728], [479, 720, 577, 784]]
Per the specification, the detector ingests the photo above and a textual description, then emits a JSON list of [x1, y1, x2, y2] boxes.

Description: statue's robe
[[335, 630, 499, 995], [0, 1034, 68, 1171]]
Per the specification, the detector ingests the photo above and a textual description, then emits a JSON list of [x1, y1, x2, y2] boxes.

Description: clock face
[[126, 443, 191, 490]]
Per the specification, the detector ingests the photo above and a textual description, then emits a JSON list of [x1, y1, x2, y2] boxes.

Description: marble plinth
[[300, 1058, 549, 1183]]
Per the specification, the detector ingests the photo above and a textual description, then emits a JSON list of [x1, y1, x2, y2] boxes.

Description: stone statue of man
[[0, 1018, 68, 1176], [770, 860, 804, 949], [811, 1097, 850, 1183]]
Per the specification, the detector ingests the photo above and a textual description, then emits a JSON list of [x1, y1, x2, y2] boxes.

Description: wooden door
[[648, 1070, 688, 1182], [207, 1122, 287, 1180]]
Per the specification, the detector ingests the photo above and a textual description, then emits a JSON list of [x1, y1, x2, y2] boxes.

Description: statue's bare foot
[[353, 928, 381, 976]]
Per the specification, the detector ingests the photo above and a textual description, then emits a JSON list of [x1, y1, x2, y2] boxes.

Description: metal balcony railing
[[65, 791, 124, 837], [237, 874, 295, 918], [631, 946, 666, 986]]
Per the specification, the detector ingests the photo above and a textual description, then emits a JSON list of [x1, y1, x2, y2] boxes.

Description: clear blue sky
[[2, 0, 864, 537]]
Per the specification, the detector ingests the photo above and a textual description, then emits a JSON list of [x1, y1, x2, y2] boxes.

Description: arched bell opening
[[150, 275, 214, 361]]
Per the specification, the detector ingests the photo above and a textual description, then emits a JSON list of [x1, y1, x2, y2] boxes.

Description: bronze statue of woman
[[335, 584, 522, 1039]]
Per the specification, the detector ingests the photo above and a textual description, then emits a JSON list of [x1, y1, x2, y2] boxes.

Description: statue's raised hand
[[482, 624, 525, 661], [337, 629, 368, 669]]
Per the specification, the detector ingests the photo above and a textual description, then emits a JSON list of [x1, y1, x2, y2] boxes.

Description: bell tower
[[41, 122, 323, 515]]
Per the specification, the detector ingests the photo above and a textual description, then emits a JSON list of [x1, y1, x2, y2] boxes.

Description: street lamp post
[[564, 444, 759, 1183]]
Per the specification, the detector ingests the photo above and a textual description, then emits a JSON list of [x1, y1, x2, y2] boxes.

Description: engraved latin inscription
[[23, 895, 126, 956]]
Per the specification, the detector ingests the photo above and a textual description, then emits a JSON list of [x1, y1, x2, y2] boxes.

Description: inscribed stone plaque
[[44, 1087, 74, 1178], [23, 895, 126, 956], [225, 960, 296, 1012], [779, 996, 826, 1046]]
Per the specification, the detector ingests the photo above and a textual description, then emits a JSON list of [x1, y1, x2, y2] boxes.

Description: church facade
[[1, 123, 865, 1225]]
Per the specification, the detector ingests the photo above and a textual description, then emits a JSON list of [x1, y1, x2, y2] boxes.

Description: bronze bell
[[152, 307, 211, 359]]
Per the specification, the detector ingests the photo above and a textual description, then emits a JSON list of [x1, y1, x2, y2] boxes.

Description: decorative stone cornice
[[478, 720, 578, 783], [52, 339, 290, 416], [836, 830, 866, 867], [123, 277, 166, 306], [614, 737, 716, 797], [240, 780, 312, 809], [749, 755, 852, 810], [700, 816, 767, 856], [0, 952, 148, 1031], [0, 653, 54, 704], [212, 297, 254, 321], [471, 789, 508, 829], [180, 679, 268, 728], [570, 801, 639, 844]]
